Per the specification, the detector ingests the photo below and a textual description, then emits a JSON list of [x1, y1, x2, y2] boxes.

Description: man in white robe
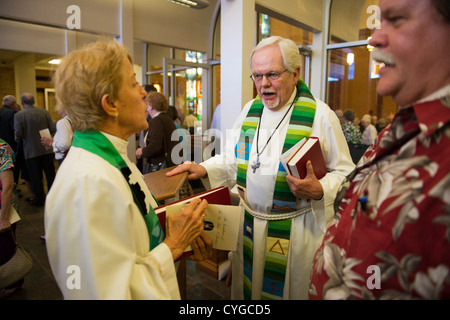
[[168, 36, 354, 299]]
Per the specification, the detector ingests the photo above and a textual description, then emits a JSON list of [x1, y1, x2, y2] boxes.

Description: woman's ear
[[101, 94, 119, 118]]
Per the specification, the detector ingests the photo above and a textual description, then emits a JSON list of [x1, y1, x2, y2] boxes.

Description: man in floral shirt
[[309, 0, 450, 299]]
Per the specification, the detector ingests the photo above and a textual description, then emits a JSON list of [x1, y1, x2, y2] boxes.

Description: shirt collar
[[412, 85, 450, 137], [100, 131, 129, 157], [152, 111, 162, 118]]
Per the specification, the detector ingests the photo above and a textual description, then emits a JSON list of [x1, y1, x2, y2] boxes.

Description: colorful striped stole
[[235, 79, 316, 299]]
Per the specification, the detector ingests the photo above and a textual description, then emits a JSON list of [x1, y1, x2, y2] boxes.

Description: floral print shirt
[[309, 93, 450, 300], [0, 138, 15, 205], [342, 121, 362, 144], [0, 139, 14, 173]]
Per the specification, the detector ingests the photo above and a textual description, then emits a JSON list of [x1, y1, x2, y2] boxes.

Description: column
[[117, 0, 137, 163], [310, 0, 331, 101], [14, 53, 37, 102], [220, 0, 255, 140]]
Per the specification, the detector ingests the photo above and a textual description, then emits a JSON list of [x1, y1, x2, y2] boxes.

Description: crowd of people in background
[[335, 108, 394, 143]]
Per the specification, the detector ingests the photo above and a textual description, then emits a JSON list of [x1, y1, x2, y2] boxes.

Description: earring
[[114, 112, 119, 120]]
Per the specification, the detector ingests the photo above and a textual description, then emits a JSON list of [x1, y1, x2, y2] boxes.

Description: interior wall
[[330, 0, 366, 42], [0, 0, 120, 36], [133, 0, 218, 53], [256, 0, 324, 32]]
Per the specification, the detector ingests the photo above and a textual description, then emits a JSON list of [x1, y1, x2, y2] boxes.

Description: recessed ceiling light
[[167, 0, 209, 9]]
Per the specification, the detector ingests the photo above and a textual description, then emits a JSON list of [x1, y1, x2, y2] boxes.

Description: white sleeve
[[310, 100, 355, 230], [201, 100, 254, 190], [52, 118, 73, 153]]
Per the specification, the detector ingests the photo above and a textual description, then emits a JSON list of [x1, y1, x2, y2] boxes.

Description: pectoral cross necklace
[[251, 90, 297, 174]]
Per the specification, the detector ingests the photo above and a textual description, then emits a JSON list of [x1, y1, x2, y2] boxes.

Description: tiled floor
[[3, 179, 231, 300]]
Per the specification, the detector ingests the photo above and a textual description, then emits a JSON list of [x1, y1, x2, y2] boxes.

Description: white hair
[[249, 36, 302, 72], [2, 95, 16, 106]]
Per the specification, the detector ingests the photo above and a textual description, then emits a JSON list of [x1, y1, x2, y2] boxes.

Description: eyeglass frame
[[249, 69, 289, 82]]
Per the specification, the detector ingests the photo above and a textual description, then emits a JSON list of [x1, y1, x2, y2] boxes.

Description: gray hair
[[53, 40, 130, 132], [361, 114, 372, 123], [249, 36, 302, 72], [2, 95, 16, 106], [20, 93, 35, 106]]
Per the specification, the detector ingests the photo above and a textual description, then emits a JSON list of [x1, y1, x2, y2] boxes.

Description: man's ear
[[292, 67, 300, 83], [101, 94, 118, 118]]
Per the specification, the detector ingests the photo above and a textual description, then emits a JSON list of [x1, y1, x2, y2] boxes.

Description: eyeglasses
[[250, 69, 289, 82]]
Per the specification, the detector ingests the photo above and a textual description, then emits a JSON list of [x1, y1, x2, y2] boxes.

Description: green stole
[[235, 79, 316, 300], [72, 131, 164, 250]]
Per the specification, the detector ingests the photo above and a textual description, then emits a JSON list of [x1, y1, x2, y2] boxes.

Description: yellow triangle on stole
[[269, 239, 285, 256]]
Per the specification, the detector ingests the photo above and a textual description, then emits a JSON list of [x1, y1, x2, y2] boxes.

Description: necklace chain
[[256, 88, 298, 157], [251, 88, 298, 174]]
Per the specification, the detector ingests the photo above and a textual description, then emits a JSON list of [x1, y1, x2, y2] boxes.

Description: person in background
[[167, 36, 355, 300], [45, 40, 211, 300], [41, 108, 74, 165], [360, 113, 378, 145], [136, 84, 157, 173], [136, 91, 178, 173], [309, 0, 450, 300], [375, 117, 386, 133], [0, 95, 26, 197], [334, 109, 344, 125], [0, 139, 15, 237], [168, 105, 189, 163], [14, 93, 56, 207], [0, 139, 26, 298], [183, 109, 197, 134], [0, 96, 18, 153], [341, 109, 362, 144], [371, 114, 378, 127], [385, 112, 395, 126]]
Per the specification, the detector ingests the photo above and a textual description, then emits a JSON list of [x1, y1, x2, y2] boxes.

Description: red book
[[285, 137, 327, 179], [154, 186, 231, 260]]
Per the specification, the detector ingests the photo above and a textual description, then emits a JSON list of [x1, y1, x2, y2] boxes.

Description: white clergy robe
[[45, 132, 180, 300], [201, 90, 355, 299]]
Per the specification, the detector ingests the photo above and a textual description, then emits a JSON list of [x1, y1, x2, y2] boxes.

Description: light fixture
[[167, 0, 209, 9], [48, 59, 62, 65], [367, 36, 374, 52], [153, 83, 162, 92], [346, 53, 354, 66]]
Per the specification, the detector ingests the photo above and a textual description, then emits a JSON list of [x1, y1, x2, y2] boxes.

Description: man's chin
[[262, 99, 280, 110]]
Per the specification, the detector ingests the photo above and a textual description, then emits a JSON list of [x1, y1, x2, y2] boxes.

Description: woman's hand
[[164, 198, 208, 261], [191, 232, 213, 262]]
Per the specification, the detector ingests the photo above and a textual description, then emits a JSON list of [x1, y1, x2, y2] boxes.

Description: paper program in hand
[[166, 203, 240, 251]]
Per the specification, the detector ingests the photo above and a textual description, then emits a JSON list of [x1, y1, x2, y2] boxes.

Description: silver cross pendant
[[251, 155, 260, 173]]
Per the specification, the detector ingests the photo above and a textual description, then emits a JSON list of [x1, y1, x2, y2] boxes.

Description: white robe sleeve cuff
[[149, 243, 180, 299]]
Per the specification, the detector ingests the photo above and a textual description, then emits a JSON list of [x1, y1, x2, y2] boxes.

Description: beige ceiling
[[0, 49, 59, 69], [0, 0, 218, 70]]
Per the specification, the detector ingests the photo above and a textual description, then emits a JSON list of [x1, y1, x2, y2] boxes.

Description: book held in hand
[[154, 186, 233, 260], [280, 137, 327, 179], [166, 203, 240, 252]]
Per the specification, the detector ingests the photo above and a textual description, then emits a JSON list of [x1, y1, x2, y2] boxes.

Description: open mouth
[[263, 92, 276, 98]]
